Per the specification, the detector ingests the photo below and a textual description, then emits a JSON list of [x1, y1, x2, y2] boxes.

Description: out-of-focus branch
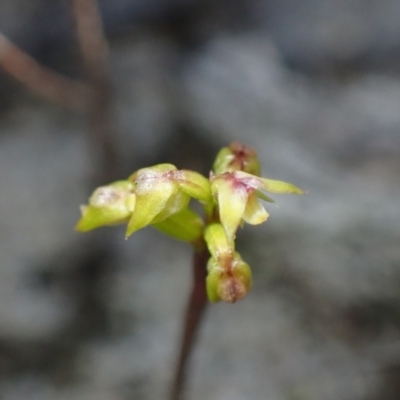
[[69, 0, 119, 184], [69, 0, 109, 79], [0, 32, 90, 111], [0, 1, 119, 183]]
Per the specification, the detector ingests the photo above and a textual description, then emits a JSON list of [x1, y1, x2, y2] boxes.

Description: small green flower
[[75, 180, 136, 232], [211, 170, 304, 241], [126, 164, 211, 238], [204, 223, 252, 303]]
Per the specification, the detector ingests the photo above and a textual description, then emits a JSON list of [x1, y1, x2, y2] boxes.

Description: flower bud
[[206, 254, 252, 303], [204, 223, 252, 302], [75, 181, 136, 232], [213, 142, 261, 175]]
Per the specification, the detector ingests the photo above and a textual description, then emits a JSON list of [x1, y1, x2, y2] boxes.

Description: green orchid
[[210, 170, 304, 241], [126, 164, 211, 238], [75, 142, 305, 303]]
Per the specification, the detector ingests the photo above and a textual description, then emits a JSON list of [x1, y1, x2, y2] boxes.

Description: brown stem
[[69, 0, 118, 183], [170, 244, 209, 400], [0, 32, 90, 111]]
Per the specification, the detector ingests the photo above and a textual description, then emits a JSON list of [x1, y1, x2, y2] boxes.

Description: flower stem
[[169, 242, 209, 400]]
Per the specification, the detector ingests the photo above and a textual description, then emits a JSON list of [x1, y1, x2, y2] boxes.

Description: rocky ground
[[1, 1, 400, 399]]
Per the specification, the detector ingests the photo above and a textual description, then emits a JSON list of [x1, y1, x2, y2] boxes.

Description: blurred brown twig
[[0, 32, 90, 111], [0, 0, 119, 183], [69, 0, 119, 183]]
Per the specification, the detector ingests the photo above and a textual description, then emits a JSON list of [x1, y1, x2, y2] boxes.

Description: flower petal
[[254, 189, 275, 203], [242, 193, 269, 225], [75, 204, 132, 232], [212, 177, 248, 241], [126, 181, 175, 238], [152, 189, 190, 222], [260, 178, 305, 194], [174, 170, 212, 202]]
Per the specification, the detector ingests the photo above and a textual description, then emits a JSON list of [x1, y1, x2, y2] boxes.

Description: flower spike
[[75, 142, 305, 304]]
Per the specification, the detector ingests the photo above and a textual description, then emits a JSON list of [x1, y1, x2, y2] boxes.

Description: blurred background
[[1, 0, 400, 399]]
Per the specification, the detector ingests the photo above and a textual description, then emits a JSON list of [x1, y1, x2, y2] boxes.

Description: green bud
[[213, 142, 261, 175], [206, 251, 252, 303], [204, 223, 252, 302], [75, 181, 136, 232]]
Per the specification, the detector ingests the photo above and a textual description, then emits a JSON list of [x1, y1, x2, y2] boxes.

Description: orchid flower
[[76, 142, 305, 303], [211, 170, 304, 241]]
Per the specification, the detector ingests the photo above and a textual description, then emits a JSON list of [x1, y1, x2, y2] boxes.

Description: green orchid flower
[[210, 170, 304, 241], [126, 164, 211, 238]]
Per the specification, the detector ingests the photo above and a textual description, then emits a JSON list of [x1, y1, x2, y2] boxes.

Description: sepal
[[260, 178, 304, 194]]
